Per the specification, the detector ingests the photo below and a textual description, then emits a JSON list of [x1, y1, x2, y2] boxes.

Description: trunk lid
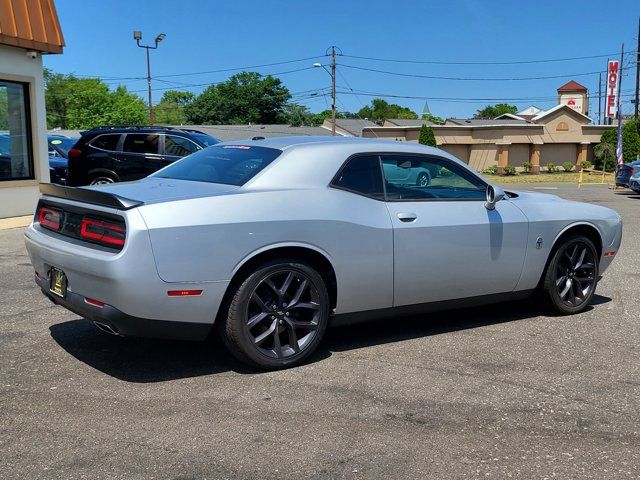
[[85, 177, 241, 205]]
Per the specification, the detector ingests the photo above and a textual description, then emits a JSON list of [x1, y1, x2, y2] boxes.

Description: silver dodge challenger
[[25, 137, 623, 369]]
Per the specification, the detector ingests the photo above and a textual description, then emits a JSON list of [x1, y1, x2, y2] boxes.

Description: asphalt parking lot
[[1, 183, 638, 479]]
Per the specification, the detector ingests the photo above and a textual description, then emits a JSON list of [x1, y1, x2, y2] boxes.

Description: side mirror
[[484, 184, 505, 210]]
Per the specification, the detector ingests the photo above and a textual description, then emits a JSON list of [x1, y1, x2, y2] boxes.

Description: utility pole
[[635, 16, 639, 121], [313, 47, 340, 135], [133, 31, 166, 125], [598, 72, 602, 124], [330, 46, 336, 136]]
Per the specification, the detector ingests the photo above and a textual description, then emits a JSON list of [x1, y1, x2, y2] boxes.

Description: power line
[[339, 63, 635, 82], [340, 51, 638, 66]]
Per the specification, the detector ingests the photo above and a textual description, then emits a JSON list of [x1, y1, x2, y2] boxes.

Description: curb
[[0, 215, 32, 231]]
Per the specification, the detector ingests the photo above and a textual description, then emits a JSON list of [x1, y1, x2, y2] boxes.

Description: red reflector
[[604, 251, 616, 257], [67, 148, 81, 159], [84, 297, 105, 307], [167, 290, 203, 297], [80, 217, 125, 247], [37, 207, 61, 230]]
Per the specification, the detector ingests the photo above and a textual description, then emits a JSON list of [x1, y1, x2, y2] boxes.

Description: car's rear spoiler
[[39, 183, 143, 210]]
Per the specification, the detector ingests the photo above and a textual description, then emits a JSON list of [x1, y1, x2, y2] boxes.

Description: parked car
[[629, 170, 640, 193], [0, 133, 10, 179], [382, 159, 432, 186], [25, 137, 622, 369], [615, 159, 640, 187], [48, 135, 78, 184], [66, 126, 220, 186]]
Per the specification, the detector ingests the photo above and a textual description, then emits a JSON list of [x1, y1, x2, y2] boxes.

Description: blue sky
[[45, 0, 640, 119]]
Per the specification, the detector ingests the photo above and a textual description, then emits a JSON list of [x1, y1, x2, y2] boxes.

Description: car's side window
[[165, 135, 199, 157], [332, 155, 384, 200], [90, 134, 120, 152], [380, 155, 485, 201], [122, 134, 160, 155]]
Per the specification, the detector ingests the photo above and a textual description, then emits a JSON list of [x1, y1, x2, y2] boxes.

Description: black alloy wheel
[[544, 235, 598, 314], [223, 260, 330, 369]]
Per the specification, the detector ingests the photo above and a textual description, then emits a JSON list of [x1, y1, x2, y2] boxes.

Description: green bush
[[522, 161, 533, 173], [562, 162, 574, 172], [546, 162, 555, 173], [580, 160, 593, 170], [481, 165, 498, 175], [503, 165, 516, 176], [418, 124, 437, 147]]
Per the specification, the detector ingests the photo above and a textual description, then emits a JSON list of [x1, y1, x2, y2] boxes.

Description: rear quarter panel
[[138, 188, 394, 314]]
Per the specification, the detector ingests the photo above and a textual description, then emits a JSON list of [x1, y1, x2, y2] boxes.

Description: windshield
[[153, 145, 281, 185], [190, 132, 220, 147], [49, 137, 77, 156]]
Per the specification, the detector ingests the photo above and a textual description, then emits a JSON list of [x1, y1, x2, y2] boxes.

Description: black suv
[[66, 126, 220, 186]]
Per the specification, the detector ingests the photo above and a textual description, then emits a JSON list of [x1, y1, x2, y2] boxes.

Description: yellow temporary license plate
[[49, 267, 67, 298]]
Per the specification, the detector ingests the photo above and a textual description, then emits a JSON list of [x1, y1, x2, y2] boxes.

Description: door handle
[[397, 212, 418, 222]]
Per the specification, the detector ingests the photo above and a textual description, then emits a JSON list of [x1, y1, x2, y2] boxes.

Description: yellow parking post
[[578, 168, 584, 188]]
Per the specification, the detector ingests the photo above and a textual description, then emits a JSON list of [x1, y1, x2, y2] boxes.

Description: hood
[[84, 177, 240, 205], [506, 190, 562, 202]]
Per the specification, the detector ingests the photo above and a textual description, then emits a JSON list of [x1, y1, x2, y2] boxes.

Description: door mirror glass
[[485, 184, 505, 210]]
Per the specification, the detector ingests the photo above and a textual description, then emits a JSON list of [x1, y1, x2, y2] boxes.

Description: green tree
[[155, 90, 195, 125], [599, 119, 640, 166], [422, 113, 445, 124], [185, 72, 291, 124], [474, 104, 518, 119], [0, 88, 7, 129], [44, 70, 147, 129], [357, 98, 417, 121], [418, 124, 437, 146], [279, 103, 314, 127], [594, 142, 616, 172]]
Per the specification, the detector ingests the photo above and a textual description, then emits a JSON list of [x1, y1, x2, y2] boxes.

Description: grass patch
[[482, 170, 615, 184]]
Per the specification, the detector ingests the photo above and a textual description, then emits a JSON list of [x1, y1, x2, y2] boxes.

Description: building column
[[576, 143, 589, 170], [496, 143, 510, 174], [529, 143, 542, 174]]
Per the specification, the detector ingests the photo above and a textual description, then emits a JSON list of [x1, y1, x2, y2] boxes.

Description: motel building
[[0, 0, 64, 219], [363, 81, 615, 173]]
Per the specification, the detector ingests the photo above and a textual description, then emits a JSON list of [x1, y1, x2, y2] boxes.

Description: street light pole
[[133, 31, 166, 125]]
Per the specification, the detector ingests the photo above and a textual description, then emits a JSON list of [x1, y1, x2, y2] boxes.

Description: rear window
[[153, 145, 281, 186], [90, 134, 120, 151]]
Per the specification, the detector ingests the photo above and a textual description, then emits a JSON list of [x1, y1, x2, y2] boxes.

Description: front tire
[[222, 259, 330, 369], [542, 235, 598, 314], [89, 174, 116, 185], [416, 171, 431, 187]]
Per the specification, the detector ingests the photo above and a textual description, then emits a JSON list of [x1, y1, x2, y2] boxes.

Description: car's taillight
[[80, 217, 126, 247], [37, 206, 62, 231], [67, 148, 81, 159]]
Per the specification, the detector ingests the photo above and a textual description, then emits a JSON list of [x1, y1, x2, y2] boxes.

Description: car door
[[380, 154, 529, 307], [120, 133, 161, 179]]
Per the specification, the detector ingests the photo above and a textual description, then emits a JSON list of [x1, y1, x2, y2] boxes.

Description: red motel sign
[[606, 60, 619, 118]]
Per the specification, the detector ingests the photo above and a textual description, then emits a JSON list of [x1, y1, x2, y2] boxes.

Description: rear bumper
[[37, 276, 211, 341]]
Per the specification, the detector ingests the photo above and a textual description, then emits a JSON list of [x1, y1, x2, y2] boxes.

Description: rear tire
[[542, 235, 598, 315], [222, 259, 330, 370], [89, 174, 116, 185]]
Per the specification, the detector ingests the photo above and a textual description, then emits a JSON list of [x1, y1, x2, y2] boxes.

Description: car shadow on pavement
[[320, 295, 611, 354], [50, 295, 611, 382]]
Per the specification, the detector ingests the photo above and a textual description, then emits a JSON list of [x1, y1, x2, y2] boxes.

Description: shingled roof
[[557, 80, 587, 92], [0, 0, 65, 54]]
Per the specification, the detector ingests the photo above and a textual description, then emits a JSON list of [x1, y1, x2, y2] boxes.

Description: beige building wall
[[0, 44, 49, 218], [362, 106, 615, 172]]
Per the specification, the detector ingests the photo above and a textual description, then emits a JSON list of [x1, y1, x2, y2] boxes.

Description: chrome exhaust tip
[[93, 322, 121, 336]]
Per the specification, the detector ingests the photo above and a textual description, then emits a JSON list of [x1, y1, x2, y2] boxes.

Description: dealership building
[[0, 0, 64, 218], [362, 81, 615, 173]]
